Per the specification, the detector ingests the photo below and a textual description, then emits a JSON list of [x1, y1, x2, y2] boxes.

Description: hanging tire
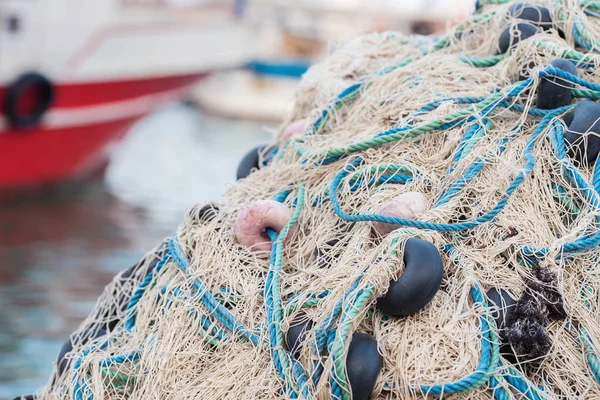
[[3, 72, 54, 129]]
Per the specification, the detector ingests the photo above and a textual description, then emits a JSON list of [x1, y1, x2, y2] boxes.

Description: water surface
[[0, 104, 275, 399]]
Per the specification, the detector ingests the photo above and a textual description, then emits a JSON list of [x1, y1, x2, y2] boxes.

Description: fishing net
[[37, 0, 600, 399]]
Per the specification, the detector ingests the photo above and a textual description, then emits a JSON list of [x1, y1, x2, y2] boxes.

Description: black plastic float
[[236, 145, 274, 180], [498, 22, 538, 54], [313, 223, 355, 268], [346, 333, 383, 400], [104, 243, 169, 330], [518, 60, 537, 81], [56, 328, 107, 376], [314, 238, 341, 268], [376, 238, 443, 317], [509, 3, 553, 30], [486, 288, 518, 362], [197, 203, 220, 222], [564, 100, 600, 165], [285, 312, 314, 359], [284, 317, 383, 400], [536, 59, 577, 110]]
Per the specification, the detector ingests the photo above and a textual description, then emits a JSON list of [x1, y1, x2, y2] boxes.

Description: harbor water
[[0, 104, 275, 399]]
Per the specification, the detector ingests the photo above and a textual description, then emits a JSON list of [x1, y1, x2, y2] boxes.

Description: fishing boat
[[193, 64, 306, 121], [192, 0, 473, 122], [0, 0, 256, 189]]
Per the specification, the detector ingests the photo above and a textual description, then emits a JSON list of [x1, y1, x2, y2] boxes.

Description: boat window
[[121, 0, 221, 7], [7, 15, 20, 33]]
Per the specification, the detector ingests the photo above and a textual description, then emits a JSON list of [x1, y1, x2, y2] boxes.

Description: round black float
[[487, 288, 517, 330], [315, 238, 341, 268], [236, 145, 274, 180], [196, 203, 220, 222], [487, 288, 518, 362], [103, 243, 169, 331], [285, 312, 314, 359], [536, 59, 577, 110], [346, 333, 383, 400], [498, 22, 538, 54], [57, 328, 107, 376], [376, 238, 444, 317], [509, 3, 553, 30], [564, 100, 600, 165], [518, 59, 538, 81], [314, 223, 355, 268]]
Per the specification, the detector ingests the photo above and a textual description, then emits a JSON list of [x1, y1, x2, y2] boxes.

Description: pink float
[[373, 192, 428, 236], [279, 118, 309, 144], [235, 200, 296, 252]]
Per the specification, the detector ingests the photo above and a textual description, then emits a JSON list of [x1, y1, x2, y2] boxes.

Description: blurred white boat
[[193, 67, 301, 121], [192, 0, 474, 122], [0, 0, 257, 189]]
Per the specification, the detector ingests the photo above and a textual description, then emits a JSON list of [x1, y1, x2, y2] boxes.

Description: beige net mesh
[[37, 1, 600, 399]]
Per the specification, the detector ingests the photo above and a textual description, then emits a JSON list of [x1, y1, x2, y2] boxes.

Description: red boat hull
[[0, 72, 207, 189], [0, 117, 138, 188]]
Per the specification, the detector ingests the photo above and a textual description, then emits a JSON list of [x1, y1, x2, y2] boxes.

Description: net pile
[[40, 0, 600, 399]]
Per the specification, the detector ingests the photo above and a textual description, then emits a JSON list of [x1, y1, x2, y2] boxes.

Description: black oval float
[[57, 328, 107, 376], [536, 59, 577, 110], [314, 223, 355, 268], [498, 23, 538, 54], [508, 2, 527, 14], [104, 243, 169, 330], [285, 312, 314, 359], [236, 145, 274, 180], [315, 238, 341, 268], [518, 60, 537, 81], [487, 288, 516, 331], [486, 288, 518, 362], [197, 203, 220, 222], [346, 332, 383, 400], [376, 238, 443, 317], [509, 3, 553, 30], [564, 100, 600, 165]]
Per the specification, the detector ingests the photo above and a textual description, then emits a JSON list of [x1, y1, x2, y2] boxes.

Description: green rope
[[552, 185, 581, 214], [534, 40, 600, 65], [100, 367, 134, 395], [346, 163, 422, 185], [572, 89, 600, 99], [461, 54, 505, 67], [458, 119, 493, 160], [579, 0, 600, 9], [330, 287, 377, 400], [295, 84, 522, 160], [285, 297, 322, 316]]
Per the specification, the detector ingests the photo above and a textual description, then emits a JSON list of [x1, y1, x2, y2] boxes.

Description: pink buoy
[[373, 192, 428, 236], [235, 200, 296, 252], [279, 118, 309, 144]]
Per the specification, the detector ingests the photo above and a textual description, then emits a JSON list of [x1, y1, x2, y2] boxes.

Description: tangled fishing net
[[37, 0, 600, 399]]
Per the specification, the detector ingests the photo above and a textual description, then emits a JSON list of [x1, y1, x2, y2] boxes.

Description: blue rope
[[161, 286, 229, 342], [379, 283, 499, 395], [447, 120, 487, 174], [437, 134, 513, 206], [522, 122, 600, 256], [69, 62, 600, 399], [329, 108, 568, 232], [125, 255, 170, 331], [264, 186, 313, 399], [490, 375, 514, 400], [168, 236, 261, 344]]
